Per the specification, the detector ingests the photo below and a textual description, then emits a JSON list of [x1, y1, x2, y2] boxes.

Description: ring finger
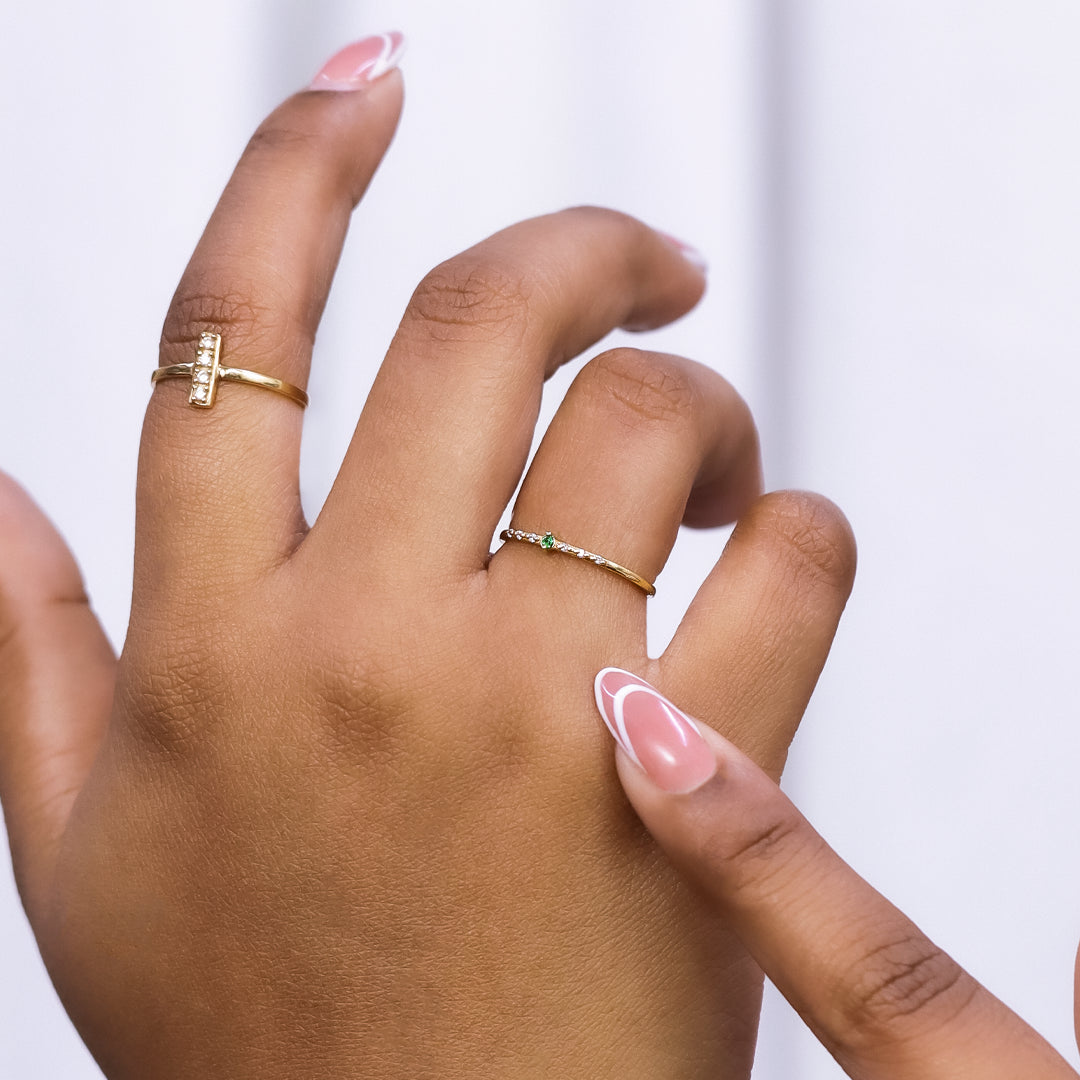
[[494, 347, 761, 630]]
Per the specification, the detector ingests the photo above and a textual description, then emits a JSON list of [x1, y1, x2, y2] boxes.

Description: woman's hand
[[0, 34, 855, 1078], [600, 669, 1079, 1077]]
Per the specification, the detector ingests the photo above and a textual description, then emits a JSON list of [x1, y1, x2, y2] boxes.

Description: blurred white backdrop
[[1, 2, 1078, 1076]]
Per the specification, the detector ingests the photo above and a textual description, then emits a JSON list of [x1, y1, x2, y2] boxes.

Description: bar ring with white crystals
[[150, 333, 309, 409], [499, 529, 656, 597]]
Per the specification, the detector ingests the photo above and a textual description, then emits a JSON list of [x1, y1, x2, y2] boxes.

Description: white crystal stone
[[193, 387, 208, 401], [196, 370, 210, 383]]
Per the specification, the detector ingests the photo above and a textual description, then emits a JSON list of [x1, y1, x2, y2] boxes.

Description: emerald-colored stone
[[540, 532, 555, 549]]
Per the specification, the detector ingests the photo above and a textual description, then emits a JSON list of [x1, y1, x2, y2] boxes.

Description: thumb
[[594, 667, 1076, 1079], [0, 473, 115, 922]]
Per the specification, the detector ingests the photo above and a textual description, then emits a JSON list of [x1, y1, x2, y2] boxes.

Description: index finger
[[137, 34, 405, 601], [599, 671, 1077, 1079]]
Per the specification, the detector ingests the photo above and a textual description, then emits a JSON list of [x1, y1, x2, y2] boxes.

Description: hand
[[0, 34, 855, 1078], [600, 669, 1079, 1078]]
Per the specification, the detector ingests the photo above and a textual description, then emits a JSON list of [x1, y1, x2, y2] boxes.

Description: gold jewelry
[[150, 333, 309, 409], [499, 529, 656, 597]]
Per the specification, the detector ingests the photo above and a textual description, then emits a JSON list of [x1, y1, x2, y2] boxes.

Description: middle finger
[[313, 209, 706, 581]]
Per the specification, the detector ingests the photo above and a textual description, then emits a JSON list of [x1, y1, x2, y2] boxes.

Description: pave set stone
[[499, 526, 654, 597], [504, 529, 606, 565], [189, 332, 221, 407]]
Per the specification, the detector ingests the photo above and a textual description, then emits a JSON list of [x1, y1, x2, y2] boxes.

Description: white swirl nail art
[[363, 32, 407, 81], [309, 32, 407, 91], [594, 667, 704, 770]]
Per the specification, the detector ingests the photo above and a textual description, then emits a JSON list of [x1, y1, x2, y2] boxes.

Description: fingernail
[[657, 231, 708, 273], [309, 32, 407, 91], [594, 668, 718, 793]]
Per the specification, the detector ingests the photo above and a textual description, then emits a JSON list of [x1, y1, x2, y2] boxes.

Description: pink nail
[[308, 32, 406, 91], [657, 231, 708, 273], [594, 668, 717, 793]]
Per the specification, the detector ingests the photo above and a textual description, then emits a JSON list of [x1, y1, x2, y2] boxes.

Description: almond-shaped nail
[[657, 231, 708, 273], [594, 668, 718, 793], [309, 32, 406, 91]]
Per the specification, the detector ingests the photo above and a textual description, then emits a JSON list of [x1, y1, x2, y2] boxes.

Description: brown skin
[[617, 720, 1080, 1077], [0, 71, 855, 1076]]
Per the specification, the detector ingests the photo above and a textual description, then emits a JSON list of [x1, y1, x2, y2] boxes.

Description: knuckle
[[116, 627, 237, 756], [236, 93, 361, 171], [752, 491, 857, 595], [160, 277, 297, 367], [584, 348, 695, 428], [240, 115, 322, 163], [309, 648, 415, 749], [405, 259, 535, 345], [232, 97, 356, 185], [302, 599, 440, 750], [832, 933, 977, 1047], [307, 644, 483, 781], [118, 673, 207, 759], [696, 801, 813, 902]]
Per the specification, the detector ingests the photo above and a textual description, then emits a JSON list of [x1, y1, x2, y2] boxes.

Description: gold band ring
[[150, 333, 308, 409], [499, 529, 656, 597]]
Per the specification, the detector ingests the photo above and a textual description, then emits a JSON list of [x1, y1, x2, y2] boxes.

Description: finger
[[314, 210, 707, 576], [494, 348, 760, 619], [596, 670, 1077, 1079], [138, 34, 405, 595], [0, 474, 115, 923], [662, 491, 857, 776]]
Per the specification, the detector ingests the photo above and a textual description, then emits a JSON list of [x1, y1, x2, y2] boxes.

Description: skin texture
[[610, 678, 1080, 1078], [0, 60, 858, 1077]]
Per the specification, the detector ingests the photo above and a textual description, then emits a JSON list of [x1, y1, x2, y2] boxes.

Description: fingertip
[[595, 667, 721, 794], [0, 472, 87, 606], [307, 31, 407, 92], [656, 231, 709, 274], [624, 224, 709, 331], [551, 207, 708, 333], [745, 490, 858, 595]]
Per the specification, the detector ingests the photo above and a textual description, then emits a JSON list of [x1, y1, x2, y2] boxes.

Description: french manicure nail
[[594, 668, 717, 793], [657, 231, 709, 273], [309, 32, 407, 91]]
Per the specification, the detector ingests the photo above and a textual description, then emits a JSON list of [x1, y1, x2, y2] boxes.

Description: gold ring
[[150, 333, 308, 409], [499, 529, 656, 597]]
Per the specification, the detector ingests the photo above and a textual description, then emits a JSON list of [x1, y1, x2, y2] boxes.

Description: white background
[[2, 2, 1079, 1076]]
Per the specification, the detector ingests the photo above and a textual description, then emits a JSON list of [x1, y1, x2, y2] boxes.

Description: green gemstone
[[540, 532, 555, 549]]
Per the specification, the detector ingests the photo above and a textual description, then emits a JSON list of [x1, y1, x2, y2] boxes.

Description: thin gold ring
[[150, 333, 308, 409], [499, 529, 656, 597]]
